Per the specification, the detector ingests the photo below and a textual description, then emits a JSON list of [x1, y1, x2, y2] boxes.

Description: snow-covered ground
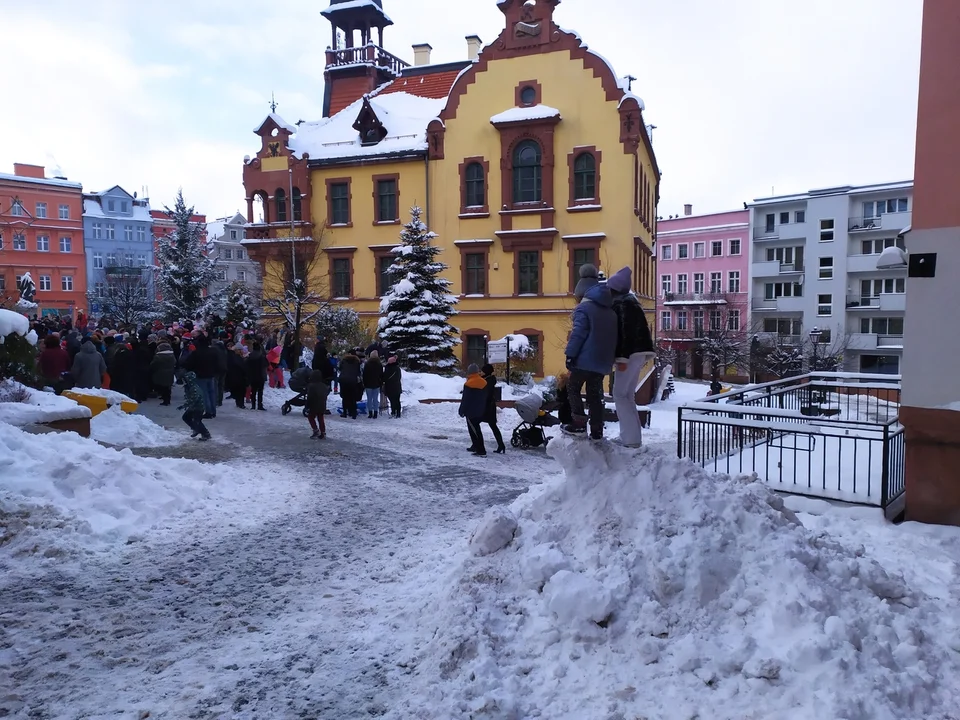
[[1, 374, 958, 719], [0, 380, 92, 425]]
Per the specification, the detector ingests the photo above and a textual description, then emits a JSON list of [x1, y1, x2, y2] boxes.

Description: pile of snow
[[66, 387, 136, 406], [90, 405, 182, 448], [394, 439, 960, 719], [0, 308, 37, 345], [0, 381, 90, 425], [0, 423, 238, 557]]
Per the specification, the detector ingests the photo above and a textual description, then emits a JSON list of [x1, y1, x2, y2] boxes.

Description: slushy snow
[[388, 437, 960, 719]]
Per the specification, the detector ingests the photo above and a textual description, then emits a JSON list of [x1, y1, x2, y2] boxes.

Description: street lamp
[[809, 326, 822, 413]]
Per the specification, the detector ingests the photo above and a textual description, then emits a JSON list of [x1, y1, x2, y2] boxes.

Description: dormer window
[[353, 97, 388, 147]]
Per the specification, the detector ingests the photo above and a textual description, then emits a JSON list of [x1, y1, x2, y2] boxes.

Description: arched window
[[292, 187, 302, 222], [573, 152, 596, 200], [464, 163, 485, 208], [512, 140, 542, 204], [253, 191, 268, 224], [275, 188, 287, 223]]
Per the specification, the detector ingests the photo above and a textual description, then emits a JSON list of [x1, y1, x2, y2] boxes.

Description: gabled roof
[[89, 185, 134, 199], [253, 113, 297, 135], [376, 61, 471, 101]]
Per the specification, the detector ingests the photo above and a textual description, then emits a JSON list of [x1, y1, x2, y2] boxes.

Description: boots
[[373, 411, 378, 419]]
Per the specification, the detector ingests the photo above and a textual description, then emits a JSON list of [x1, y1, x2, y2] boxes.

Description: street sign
[[487, 340, 508, 364]]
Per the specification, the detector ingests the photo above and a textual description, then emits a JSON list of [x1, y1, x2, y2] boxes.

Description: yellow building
[[242, 0, 659, 378]]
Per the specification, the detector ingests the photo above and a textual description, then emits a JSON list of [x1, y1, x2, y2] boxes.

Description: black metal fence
[[678, 372, 905, 515]]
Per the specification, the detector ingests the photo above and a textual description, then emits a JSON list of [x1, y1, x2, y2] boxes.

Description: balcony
[[662, 292, 730, 306], [877, 335, 904, 349], [846, 253, 905, 274], [757, 332, 804, 346], [325, 43, 409, 76], [752, 296, 805, 312], [846, 294, 906, 312], [849, 333, 905, 350], [753, 226, 779, 241], [778, 222, 808, 241], [848, 211, 912, 234], [752, 260, 805, 278]]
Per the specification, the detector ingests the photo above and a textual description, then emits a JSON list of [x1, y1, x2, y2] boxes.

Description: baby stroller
[[281, 367, 312, 416], [511, 393, 560, 449]]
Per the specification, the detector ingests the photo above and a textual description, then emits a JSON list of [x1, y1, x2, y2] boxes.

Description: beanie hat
[[607, 266, 632, 294], [467, 363, 480, 375], [574, 263, 600, 302], [481, 363, 495, 376]]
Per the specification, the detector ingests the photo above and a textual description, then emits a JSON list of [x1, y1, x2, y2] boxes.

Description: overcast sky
[[1, 0, 922, 220]]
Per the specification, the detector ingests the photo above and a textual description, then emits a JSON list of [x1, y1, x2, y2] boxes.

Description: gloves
[[565, 357, 575, 371]]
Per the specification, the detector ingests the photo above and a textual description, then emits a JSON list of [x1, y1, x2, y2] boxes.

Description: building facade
[[747, 181, 912, 375], [0, 163, 86, 317], [83, 187, 154, 315], [206, 212, 261, 297], [656, 208, 749, 380], [240, 0, 659, 378], [900, 0, 960, 525]]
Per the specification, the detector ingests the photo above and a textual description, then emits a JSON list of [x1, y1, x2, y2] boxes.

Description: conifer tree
[[223, 280, 261, 328], [155, 190, 217, 321], [378, 206, 459, 370]]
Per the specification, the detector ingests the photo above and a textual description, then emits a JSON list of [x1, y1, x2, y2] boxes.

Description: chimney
[[684, 204, 693, 216], [412, 43, 433, 67], [466, 35, 483, 61], [13, 163, 45, 179]]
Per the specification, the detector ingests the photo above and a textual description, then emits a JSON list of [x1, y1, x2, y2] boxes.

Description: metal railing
[[877, 334, 904, 348], [778, 263, 804, 274], [326, 43, 409, 75], [847, 295, 880, 309], [678, 372, 904, 513], [662, 292, 731, 304]]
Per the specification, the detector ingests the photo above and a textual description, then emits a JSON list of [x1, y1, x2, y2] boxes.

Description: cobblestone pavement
[[2, 389, 549, 719]]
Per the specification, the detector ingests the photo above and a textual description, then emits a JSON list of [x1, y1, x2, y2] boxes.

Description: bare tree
[[750, 322, 852, 379], [93, 272, 154, 327]]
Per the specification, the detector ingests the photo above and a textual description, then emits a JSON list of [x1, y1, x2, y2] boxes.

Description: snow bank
[[66, 387, 136, 406], [0, 423, 238, 557], [0, 381, 91, 425], [90, 405, 182, 448], [395, 439, 960, 719], [0, 308, 30, 342]]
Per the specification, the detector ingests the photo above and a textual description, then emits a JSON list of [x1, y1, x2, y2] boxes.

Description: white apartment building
[[206, 212, 261, 297], [748, 181, 912, 375]]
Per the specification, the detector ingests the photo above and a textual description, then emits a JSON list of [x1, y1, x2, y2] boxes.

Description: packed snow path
[[1, 394, 546, 719]]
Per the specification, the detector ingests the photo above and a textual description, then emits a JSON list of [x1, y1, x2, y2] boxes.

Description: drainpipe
[[424, 152, 430, 228]]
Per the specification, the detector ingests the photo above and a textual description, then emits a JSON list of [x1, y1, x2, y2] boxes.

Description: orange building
[[0, 163, 86, 317]]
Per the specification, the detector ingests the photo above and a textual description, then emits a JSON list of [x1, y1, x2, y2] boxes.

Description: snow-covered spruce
[[155, 190, 218, 322], [378, 207, 459, 370], [222, 279, 262, 328], [393, 438, 958, 719]]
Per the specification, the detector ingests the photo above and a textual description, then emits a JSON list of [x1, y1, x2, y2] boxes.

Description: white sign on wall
[[487, 341, 508, 364]]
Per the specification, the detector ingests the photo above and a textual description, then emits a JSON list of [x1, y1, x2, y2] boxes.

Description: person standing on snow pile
[[606, 266, 656, 448], [337, 350, 362, 419], [150, 341, 176, 406], [563, 278, 618, 440], [362, 350, 384, 418], [480, 364, 507, 453], [246, 341, 268, 411], [306, 370, 331, 439], [383, 355, 403, 418], [460, 363, 490, 456], [179, 371, 211, 441]]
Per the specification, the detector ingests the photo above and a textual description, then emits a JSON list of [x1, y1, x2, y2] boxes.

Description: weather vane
[[269, 92, 278, 113]]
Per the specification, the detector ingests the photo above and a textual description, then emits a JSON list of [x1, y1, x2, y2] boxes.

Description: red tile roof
[[378, 68, 462, 100]]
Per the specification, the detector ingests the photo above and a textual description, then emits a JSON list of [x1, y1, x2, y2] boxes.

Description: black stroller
[[510, 393, 560, 449], [281, 367, 312, 416]]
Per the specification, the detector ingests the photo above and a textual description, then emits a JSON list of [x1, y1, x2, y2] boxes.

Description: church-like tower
[[321, 0, 409, 117]]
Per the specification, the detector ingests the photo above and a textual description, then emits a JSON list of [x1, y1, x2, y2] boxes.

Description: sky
[[0, 0, 923, 220]]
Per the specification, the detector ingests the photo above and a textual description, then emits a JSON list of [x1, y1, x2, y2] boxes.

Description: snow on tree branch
[[154, 190, 217, 322]]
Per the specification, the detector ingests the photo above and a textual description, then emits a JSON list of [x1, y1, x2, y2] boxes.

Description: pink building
[[656, 208, 750, 380]]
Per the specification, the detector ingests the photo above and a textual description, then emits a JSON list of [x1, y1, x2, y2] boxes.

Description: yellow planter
[[119, 400, 138, 414], [63, 391, 108, 417]]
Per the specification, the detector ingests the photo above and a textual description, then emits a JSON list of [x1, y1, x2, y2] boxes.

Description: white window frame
[[11, 200, 24, 216], [660, 311, 672, 332], [92, 222, 102, 239], [39, 275, 51, 291], [60, 236, 71, 253], [62, 275, 74, 291], [93, 252, 103, 269], [661, 245, 672, 261], [709, 271, 722, 294], [59, 204, 70, 220], [223, 248, 233, 260], [710, 240, 723, 257], [136, 226, 146, 242], [137, 254, 147, 267], [230, 229, 238, 240], [124, 225, 133, 242], [676, 273, 688, 294], [817, 293, 833, 316], [693, 242, 705, 258], [106, 224, 115, 240], [661, 274, 672, 295], [819, 219, 835, 242], [95, 282, 105, 298], [728, 270, 740, 294], [37, 235, 50, 252], [728, 309, 741, 331], [676, 311, 688, 331], [36, 202, 47, 218], [13, 233, 26, 250], [677, 244, 689, 260], [217, 269, 227, 282], [710, 309, 722, 331], [819, 257, 834, 280], [728, 238, 741, 256], [693, 273, 705, 295], [795, 210, 805, 223], [237, 269, 246, 282]]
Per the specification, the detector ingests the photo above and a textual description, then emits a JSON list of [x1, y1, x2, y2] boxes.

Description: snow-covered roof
[[206, 221, 226, 241], [0, 172, 81, 189], [254, 113, 297, 134], [82, 198, 152, 222], [291, 92, 445, 162], [321, 0, 393, 23], [490, 105, 561, 125]]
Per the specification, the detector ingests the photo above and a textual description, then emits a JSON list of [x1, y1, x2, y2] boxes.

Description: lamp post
[[809, 326, 822, 415]]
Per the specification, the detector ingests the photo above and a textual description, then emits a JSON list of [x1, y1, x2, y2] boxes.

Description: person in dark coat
[[38, 335, 71, 390], [362, 350, 384, 418], [226, 345, 249, 408], [178, 371, 211, 441], [150, 342, 176, 405], [337, 352, 362, 419], [212, 334, 229, 407], [306, 370, 331, 439], [564, 282, 618, 440], [555, 373, 574, 425], [70, 340, 106, 389], [184, 334, 220, 418], [459, 364, 489, 456], [606, 266, 656, 447], [246, 341, 268, 411], [130, 338, 152, 402], [64, 330, 82, 363], [480, 364, 506, 453], [382, 356, 403, 418], [108, 338, 134, 398]]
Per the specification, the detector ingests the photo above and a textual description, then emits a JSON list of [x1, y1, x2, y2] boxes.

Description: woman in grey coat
[[70, 340, 107, 389]]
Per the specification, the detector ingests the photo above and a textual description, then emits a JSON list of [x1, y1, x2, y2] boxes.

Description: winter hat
[[369, 350, 379, 360], [607, 266, 632, 294], [481, 363, 495, 376], [467, 363, 480, 375], [574, 263, 600, 302], [387, 355, 398, 364]]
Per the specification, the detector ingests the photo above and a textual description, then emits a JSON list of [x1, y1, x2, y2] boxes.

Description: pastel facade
[[206, 212, 261, 296], [900, 0, 960, 526], [747, 181, 912, 375], [656, 209, 749, 379], [241, 0, 659, 378], [0, 163, 85, 317], [82, 187, 154, 313]]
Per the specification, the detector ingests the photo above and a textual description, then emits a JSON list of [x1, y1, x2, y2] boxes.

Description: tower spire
[[269, 92, 278, 113]]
